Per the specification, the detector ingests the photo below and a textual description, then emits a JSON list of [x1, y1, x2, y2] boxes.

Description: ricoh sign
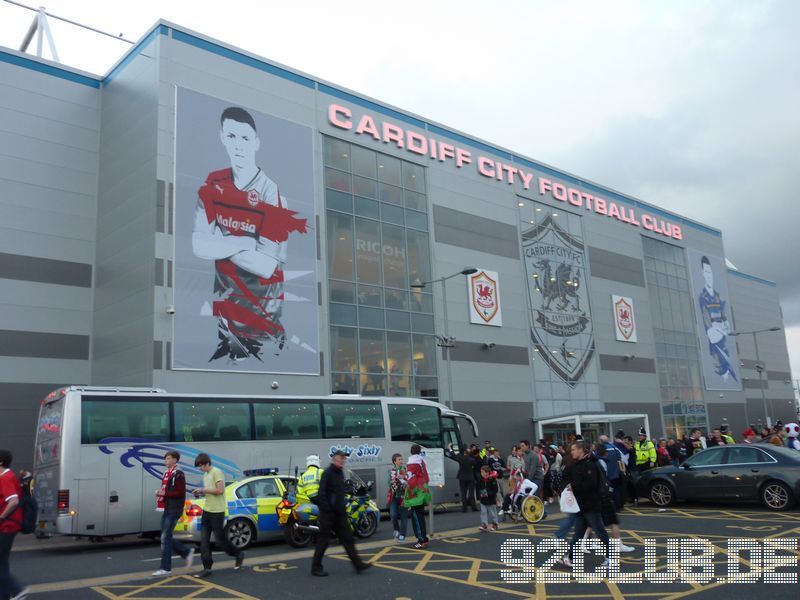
[[328, 103, 683, 240]]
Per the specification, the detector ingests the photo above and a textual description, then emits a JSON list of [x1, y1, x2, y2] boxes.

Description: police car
[[174, 469, 296, 549]]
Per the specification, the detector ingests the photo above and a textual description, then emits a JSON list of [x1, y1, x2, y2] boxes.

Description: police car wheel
[[225, 518, 255, 550]]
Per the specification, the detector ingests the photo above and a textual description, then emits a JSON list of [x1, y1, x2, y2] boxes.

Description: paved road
[[12, 502, 800, 599]]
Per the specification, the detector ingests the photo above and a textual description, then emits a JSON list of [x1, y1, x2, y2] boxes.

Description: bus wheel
[[225, 518, 255, 550]]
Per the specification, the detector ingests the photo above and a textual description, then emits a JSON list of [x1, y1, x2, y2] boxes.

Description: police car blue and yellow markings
[[175, 473, 287, 538], [97, 437, 241, 489]]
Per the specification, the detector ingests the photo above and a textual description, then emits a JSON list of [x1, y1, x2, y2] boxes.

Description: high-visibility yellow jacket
[[722, 434, 735, 445], [297, 465, 321, 502], [634, 440, 656, 466]]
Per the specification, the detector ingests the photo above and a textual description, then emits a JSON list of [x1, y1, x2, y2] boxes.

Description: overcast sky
[[2, 0, 798, 383]]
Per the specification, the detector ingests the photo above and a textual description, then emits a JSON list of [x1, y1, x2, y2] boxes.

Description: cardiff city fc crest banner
[[467, 269, 502, 326], [522, 215, 595, 387], [686, 249, 741, 391], [172, 87, 320, 374], [612, 295, 638, 342]]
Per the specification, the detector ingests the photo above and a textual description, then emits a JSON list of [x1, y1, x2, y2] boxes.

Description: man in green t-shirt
[[192, 453, 244, 578]]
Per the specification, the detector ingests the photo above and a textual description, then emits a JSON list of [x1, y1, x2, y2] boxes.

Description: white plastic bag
[[559, 486, 580, 513]]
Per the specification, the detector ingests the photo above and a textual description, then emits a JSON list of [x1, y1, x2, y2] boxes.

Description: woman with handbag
[[387, 453, 408, 541]]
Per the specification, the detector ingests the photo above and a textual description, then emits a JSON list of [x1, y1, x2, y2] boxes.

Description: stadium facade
[[0, 21, 795, 465]]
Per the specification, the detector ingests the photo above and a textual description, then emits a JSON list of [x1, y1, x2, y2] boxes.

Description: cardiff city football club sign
[[612, 295, 638, 342], [467, 269, 502, 326], [523, 215, 595, 387]]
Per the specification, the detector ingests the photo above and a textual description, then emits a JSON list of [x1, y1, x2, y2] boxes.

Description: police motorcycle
[[276, 467, 380, 548]]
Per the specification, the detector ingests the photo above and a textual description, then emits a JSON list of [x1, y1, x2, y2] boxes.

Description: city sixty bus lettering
[[32, 387, 477, 538]]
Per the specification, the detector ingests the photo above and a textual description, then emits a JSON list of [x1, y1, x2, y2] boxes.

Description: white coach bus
[[32, 386, 478, 538]]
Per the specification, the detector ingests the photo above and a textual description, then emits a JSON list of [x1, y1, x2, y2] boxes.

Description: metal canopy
[[535, 413, 650, 440]]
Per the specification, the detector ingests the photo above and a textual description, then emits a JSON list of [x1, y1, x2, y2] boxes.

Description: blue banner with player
[[686, 249, 741, 391]]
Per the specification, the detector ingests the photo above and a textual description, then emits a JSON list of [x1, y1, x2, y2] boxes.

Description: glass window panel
[[404, 190, 427, 212], [332, 372, 359, 395], [385, 289, 409, 310], [354, 196, 380, 219], [355, 218, 382, 284], [359, 306, 385, 329], [357, 284, 383, 307], [382, 224, 407, 288], [414, 376, 439, 399], [327, 212, 354, 281], [407, 230, 432, 286], [387, 332, 411, 375], [412, 334, 438, 376], [359, 329, 386, 374], [323, 137, 350, 170], [361, 372, 386, 396], [377, 155, 401, 186], [175, 401, 250, 442], [411, 313, 434, 333], [685, 447, 726, 466], [410, 292, 433, 313], [324, 402, 384, 438], [329, 302, 357, 326], [351, 145, 376, 179], [381, 202, 405, 225], [329, 280, 355, 303], [81, 400, 169, 444], [353, 175, 377, 199], [325, 189, 352, 213], [325, 167, 351, 193], [330, 326, 358, 373], [380, 183, 403, 206], [405, 209, 428, 231], [389, 403, 441, 446], [402, 162, 425, 192], [388, 374, 410, 397], [386, 310, 410, 331], [254, 402, 321, 440]]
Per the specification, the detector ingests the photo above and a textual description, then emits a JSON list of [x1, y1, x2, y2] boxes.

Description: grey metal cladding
[[0, 329, 89, 359], [0, 382, 68, 408], [432, 205, 520, 259], [743, 378, 768, 390], [599, 354, 656, 373], [444, 342, 530, 365], [588, 247, 645, 287], [767, 370, 791, 381], [153, 340, 163, 370], [0, 252, 92, 288]]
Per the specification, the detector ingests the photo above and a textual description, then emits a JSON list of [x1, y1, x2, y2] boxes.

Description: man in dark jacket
[[446, 444, 479, 512], [568, 441, 610, 565], [311, 451, 370, 577]]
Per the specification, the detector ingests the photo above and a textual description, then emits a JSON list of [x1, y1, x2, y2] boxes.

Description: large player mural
[[173, 87, 319, 373], [686, 249, 741, 391]]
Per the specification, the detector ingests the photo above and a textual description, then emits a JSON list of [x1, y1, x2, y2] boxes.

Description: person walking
[[599, 435, 624, 511], [152, 450, 195, 577], [477, 465, 500, 531], [311, 451, 371, 577], [387, 453, 408, 541], [405, 444, 432, 549], [445, 444, 479, 512], [561, 441, 611, 568], [193, 453, 244, 578], [0, 450, 26, 600]]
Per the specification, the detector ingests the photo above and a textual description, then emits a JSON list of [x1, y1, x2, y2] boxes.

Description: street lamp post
[[730, 326, 782, 428], [411, 267, 478, 409]]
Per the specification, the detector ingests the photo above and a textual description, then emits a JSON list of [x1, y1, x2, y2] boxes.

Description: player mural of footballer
[[698, 255, 737, 382], [192, 107, 308, 362]]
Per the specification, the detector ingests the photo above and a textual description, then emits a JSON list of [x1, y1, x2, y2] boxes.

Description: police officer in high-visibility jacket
[[634, 428, 656, 471], [719, 424, 736, 445], [297, 455, 322, 504]]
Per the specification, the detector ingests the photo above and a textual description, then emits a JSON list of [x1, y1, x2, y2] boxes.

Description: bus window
[[441, 416, 461, 453], [254, 402, 322, 440], [82, 400, 169, 444], [388, 404, 441, 447], [174, 401, 251, 442], [323, 402, 384, 438]]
